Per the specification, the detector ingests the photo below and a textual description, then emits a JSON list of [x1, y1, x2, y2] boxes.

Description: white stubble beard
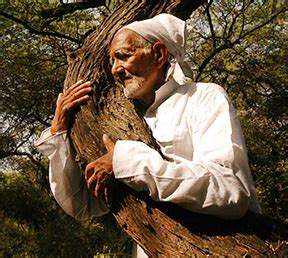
[[123, 76, 144, 99]]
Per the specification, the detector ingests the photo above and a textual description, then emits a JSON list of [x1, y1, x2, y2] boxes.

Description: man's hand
[[51, 80, 92, 134], [85, 134, 116, 205]]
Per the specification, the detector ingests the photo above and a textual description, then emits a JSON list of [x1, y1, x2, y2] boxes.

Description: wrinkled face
[[109, 29, 161, 105]]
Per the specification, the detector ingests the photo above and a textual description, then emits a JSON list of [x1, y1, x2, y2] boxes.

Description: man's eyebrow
[[110, 45, 137, 53], [109, 48, 136, 63], [112, 47, 136, 54], [109, 49, 124, 63]]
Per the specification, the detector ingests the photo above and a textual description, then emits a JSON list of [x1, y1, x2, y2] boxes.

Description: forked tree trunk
[[63, 0, 287, 256]]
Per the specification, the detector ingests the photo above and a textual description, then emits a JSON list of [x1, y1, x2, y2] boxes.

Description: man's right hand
[[51, 80, 92, 135]]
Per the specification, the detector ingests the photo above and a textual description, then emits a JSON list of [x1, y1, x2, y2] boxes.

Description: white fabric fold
[[113, 80, 261, 219], [35, 128, 109, 220], [35, 81, 261, 221], [123, 13, 193, 85]]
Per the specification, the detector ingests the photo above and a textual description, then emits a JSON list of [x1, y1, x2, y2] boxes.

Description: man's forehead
[[109, 29, 138, 54]]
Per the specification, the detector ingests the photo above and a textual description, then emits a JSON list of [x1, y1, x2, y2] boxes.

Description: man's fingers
[[51, 80, 92, 134], [64, 79, 84, 93], [104, 187, 109, 206], [95, 180, 101, 197], [69, 81, 91, 96], [58, 90, 90, 116], [84, 166, 93, 181], [72, 86, 92, 100], [94, 172, 108, 197], [103, 134, 115, 152], [58, 80, 92, 110], [56, 93, 63, 105], [104, 182, 113, 207], [87, 172, 98, 190], [85, 160, 97, 180], [64, 80, 91, 99], [70, 95, 90, 108], [92, 170, 113, 198]]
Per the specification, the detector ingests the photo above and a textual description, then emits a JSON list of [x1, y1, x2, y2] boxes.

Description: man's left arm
[[110, 87, 260, 219]]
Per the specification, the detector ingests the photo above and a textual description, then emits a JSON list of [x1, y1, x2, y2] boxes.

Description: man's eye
[[116, 52, 130, 60], [109, 54, 129, 66]]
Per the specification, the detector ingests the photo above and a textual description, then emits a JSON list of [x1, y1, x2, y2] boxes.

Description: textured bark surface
[[111, 183, 287, 256], [64, 0, 287, 256]]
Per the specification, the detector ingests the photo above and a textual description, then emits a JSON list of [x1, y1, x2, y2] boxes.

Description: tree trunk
[[64, 0, 287, 256]]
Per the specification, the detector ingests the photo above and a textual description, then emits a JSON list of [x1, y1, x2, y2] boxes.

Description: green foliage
[[0, 171, 132, 256], [1, 1, 132, 255], [0, 0, 100, 44], [106, 0, 119, 10], [188, 0, 287, 222]]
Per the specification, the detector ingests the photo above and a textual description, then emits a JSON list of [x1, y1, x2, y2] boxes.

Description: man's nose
[[111, 59, 124, 78]]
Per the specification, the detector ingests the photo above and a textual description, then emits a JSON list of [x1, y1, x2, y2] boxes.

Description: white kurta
[[35, 79, 261, 221]]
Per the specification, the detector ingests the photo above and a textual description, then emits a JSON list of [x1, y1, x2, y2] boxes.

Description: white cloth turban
[[123, 13, 193, 85]]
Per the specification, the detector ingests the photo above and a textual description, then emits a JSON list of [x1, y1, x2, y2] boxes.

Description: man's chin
[[123, 82, 142, 99], [123, 88, 137, 99]]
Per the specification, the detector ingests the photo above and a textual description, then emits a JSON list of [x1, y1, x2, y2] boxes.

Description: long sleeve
[[112, 83, 260, 219], [35, 128, 109, 220]]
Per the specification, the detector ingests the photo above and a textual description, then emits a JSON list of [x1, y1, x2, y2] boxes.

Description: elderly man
[[36, 13, 260, 236]]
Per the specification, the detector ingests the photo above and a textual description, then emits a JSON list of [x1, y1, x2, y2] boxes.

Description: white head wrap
[[123, 13, 193, 85]]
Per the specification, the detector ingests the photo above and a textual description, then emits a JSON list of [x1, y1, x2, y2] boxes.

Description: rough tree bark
[[63, 0, 287, 256]]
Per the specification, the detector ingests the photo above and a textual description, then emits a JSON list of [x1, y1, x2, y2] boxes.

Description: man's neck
[[145, 78, 179, 115], [140, 74, 167, 107]]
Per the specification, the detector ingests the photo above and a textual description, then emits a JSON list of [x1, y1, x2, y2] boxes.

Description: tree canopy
[[187, 0, 287, 221], [0, 0, 287, 256]]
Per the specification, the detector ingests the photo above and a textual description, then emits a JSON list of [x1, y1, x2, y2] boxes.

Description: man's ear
[[152, 42, 168, 68]]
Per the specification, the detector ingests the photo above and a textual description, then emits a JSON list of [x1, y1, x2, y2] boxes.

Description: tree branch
[[204, 1, 216, 49], [196, 6, 287, 80], [1, 150, 48, 174], [41, 0, 106, 19], [32, 113, 51, 127], [239, 6, 287, 40], [0, 11, 81, 44], [196, 44, 228, 80]]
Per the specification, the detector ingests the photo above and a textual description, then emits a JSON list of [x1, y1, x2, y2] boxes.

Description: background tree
[[0, 0, 287, 256], [0, 169, 131, 256], [1, 1, 132, 256], [187, 0, 287, 222]]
